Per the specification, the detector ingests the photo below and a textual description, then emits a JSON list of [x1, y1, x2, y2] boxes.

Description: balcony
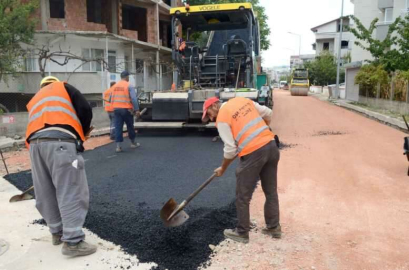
[[378, 0, 393, 9], [376, 22, 392, 41]]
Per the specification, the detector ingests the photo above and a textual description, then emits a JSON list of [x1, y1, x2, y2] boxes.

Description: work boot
[[116, 147, 122, 153], [261, 225, 282, 239], [223, 229, 249, 244], [130, 142, 140, 149], [62, 241, 97, 257], [52, 232, 62, 246]]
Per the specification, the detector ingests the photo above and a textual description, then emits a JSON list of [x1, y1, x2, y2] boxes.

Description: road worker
[[110, 71, 140, 153], [202, 96, 281, 243], [103, 81, 116, 140], [25, 76, 96, 256]]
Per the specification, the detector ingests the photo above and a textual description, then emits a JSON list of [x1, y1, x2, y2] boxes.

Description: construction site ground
[[1, 89, 409, 270]]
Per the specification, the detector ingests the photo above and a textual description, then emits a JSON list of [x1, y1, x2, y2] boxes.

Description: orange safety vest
[[103, 87, 114, 112], [25, 81, 85, 146], [216, 97, 274, 157], [111, 80, 133, 109]]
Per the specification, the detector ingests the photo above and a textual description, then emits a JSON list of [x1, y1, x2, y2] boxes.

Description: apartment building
[[311, 17, 352, 60], [0, 0, 182, 112], [346, 0, 408, 101], [290, 54, 315, 69]]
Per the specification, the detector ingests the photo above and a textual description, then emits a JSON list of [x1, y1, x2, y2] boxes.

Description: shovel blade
[[160, 198, 189, 227], [9, 193, 34, 203]]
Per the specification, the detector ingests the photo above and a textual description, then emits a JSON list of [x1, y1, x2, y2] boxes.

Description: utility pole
[[288, 32, 301, 57], [335, 0, 345, 99]]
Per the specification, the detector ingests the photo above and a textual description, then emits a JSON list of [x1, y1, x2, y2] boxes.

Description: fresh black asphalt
[[5, 130, 239, 270]]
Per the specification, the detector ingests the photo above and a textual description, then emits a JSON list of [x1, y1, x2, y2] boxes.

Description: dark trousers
[[114, 109, 136, 143], [108, 112, 115, 140], [235, 141, 280, 234]]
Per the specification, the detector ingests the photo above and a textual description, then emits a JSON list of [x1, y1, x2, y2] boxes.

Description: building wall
[[350, 0, 381, 62], [345, 67, 360, 101], [315, 21, 338, 33]]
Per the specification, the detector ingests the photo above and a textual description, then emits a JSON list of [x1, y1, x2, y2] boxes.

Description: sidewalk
[[309, 92, 409, 132], [0, 178, 154, 270]]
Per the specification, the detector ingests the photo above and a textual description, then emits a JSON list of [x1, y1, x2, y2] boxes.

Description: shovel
[[160, 173, 218, 227], [9, 186, 34, 203]]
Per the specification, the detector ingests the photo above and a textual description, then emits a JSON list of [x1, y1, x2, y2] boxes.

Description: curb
[[309, 92, 408, 133]]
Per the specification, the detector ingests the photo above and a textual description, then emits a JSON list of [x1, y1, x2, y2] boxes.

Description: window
[[82, 48, 104, 72], [341, 41, 349, 49], [384, 8, 393, 22], [108, 50, 116, 73], [24, 50, 37, 72], [87, 0, 102, 23], [122, 5, 147, 42], [323, 42, 330, 51], [50, 0, 65, 19], [135, 59, 144, 73], [124, 56, 130, 72]]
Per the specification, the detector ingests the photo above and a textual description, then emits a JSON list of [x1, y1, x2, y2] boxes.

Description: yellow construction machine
[[290, 69, 309, 96]]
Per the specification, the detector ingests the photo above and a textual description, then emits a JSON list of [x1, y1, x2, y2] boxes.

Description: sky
[[259, 0, 355, 68]]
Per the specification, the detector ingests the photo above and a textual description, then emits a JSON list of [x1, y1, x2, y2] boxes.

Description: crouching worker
[[202, 97, 281, 243], [25, 76, 97, 256]]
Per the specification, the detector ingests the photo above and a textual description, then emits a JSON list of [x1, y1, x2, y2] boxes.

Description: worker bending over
[[202, 97, 281, 243], [110, 71, 140, 153], [25, 76, 96, 256]]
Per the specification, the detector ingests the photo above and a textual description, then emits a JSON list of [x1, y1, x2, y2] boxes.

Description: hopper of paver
[[290, 69, 309, 96]]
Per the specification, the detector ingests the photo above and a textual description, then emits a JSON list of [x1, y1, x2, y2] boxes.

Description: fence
[[358, 73, 409, 115]]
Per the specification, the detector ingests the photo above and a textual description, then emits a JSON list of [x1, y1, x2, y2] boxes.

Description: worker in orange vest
[[103, 81, 116, 140], [110, 71, 140, 153], [202, 96, 281, 243], [25, 76, 97, 256]]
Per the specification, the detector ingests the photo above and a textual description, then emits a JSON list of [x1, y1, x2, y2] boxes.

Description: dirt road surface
[[207, 90, 409, 270]]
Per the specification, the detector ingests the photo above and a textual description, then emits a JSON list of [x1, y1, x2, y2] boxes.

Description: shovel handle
[[184, 173, 218, 205], [403, 115, 409, 132], [23, 186, 34, 194]]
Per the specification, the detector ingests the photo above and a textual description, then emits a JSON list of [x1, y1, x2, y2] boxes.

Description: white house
[[311, 17, 352, 60]]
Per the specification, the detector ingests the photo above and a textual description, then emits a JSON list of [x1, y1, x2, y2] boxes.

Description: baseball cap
[[121, 70, 130, 78], [202, 97, 219, 122]]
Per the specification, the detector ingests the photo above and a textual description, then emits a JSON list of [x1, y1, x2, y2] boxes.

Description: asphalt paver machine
[[138, 3, 263, 127]]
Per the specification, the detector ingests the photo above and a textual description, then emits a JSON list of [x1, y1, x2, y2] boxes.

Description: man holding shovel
[[25, 76, 97, 256], [202, 96, 281, 243]]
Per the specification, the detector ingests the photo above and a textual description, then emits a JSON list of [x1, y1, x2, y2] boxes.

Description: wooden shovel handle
[[184, 173, 218, 205], [23, 186, 34, 194]]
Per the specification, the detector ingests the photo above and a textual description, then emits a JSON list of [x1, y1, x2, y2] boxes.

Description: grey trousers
[[108, 112, 115, 140], [29, 141, 89, 243], [235, 141, 280, 234]]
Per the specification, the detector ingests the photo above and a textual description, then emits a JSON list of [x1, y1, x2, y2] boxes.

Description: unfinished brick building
[[0, 0, 182, 113]]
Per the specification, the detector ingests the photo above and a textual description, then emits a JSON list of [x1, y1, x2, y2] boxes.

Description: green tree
[[185, 0, 271, 50], [346, 15, 409, 72], [354, 64, 389, 98], [305, 51, 340, 86], [0, 0, 38, 84]]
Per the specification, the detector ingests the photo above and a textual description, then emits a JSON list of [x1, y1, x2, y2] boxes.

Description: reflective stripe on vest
[[29, 106, 81, 125], [25, 82, 85, 147], [104, 88, 114, 112], [29, 96, 76, 117], [216, 97, 274, 157], [111, 81, 133, 109], [237, 125, 269, 153], [235, 116, 263, 144]]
